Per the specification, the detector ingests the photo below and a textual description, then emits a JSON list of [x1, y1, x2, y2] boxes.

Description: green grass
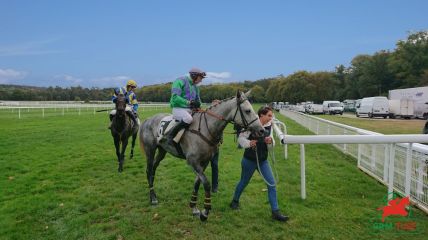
[[318, 114, 426, 134], [1, 107, 427, 239]]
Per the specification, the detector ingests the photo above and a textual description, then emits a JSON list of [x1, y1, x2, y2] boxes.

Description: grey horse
[[111, 93, 139, 172], [139, 90, 265, 221]]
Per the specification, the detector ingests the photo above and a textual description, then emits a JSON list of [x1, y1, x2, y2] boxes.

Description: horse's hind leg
[[147, 147, 166, 205]]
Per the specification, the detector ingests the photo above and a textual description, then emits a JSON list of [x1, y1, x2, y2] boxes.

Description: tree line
[[1, 31, 426, 104]]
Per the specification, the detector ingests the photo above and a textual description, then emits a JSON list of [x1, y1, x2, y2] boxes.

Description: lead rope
[[255, 145, 278, 187]]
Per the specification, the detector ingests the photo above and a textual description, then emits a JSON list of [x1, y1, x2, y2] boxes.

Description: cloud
[[54, 74, 83, 85], [206, 71, 231, 79], [203, 71, 232, 84], [0, 38, 64, 57], [0, 68, 28, 84], [90, 76, 131, 88]]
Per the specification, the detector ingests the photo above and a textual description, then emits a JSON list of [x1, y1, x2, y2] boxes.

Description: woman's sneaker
[[272, 210, 289, 222], [230, 199, 239, 210]]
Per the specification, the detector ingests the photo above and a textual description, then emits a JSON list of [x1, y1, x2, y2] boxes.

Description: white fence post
[[371, 145, 376, 170], [343, 129, 347, 152], [18, 108, 21, 119], [405, 143, 413, 197], [417, 164, 425, 197], [357, 144, 362, 168], [300, 144, 306, 200], [383, 144, 389, 183], [388, 144, 396, 201], [42, 108, 45, 118]]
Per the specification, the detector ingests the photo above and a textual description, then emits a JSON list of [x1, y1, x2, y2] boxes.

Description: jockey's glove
[[189, 100, 201, 109]]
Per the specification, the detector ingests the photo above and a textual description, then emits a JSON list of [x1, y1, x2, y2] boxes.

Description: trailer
[[388, 99, 414, 119], [389, 87, 428, 119]]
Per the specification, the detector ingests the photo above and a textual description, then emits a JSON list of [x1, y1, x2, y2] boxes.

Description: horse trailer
[[389, 86, 428, 119], [388, 99, 414, 119]]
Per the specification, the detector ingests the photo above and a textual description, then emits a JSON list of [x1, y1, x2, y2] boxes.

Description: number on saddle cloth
[[157, 116, 181, 142]]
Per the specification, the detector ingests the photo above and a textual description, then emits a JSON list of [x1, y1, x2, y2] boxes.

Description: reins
[[188, 97, 259, 146], [254, 144, 279, 187]]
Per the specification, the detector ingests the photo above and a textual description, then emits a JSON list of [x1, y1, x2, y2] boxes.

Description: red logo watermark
[[377, 196, 410, 222], [370, 193, 419, 234]]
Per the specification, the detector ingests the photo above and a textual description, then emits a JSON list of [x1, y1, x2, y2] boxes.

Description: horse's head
[[115, 93, 127, 116], [230, 90, 265, 137]]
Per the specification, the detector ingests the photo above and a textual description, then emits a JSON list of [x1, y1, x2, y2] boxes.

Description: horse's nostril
[[259, 129, 264, 133]]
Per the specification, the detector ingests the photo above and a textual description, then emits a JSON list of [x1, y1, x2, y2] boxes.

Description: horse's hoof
[[192, 207, 200, 216], [199, 212, 208, 221], [151, 199, 158, 205], [118, 168, 123, 173]]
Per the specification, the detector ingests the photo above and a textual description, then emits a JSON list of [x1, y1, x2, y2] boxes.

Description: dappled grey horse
[[139, 90, 265, 221], [111, 93, 139, 172]]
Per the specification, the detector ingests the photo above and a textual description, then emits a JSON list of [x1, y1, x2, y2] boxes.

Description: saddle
[[157, 116, 186, 143]]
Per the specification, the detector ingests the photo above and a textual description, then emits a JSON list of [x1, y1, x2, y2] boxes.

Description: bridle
[[190, 97, 259, 146]]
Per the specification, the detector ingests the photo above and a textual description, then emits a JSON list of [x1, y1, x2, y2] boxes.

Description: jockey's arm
[[171, 80, 190, 107], [128, 92, 138, 112]]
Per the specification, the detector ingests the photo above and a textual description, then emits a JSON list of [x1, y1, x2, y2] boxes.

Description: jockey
[[109, 79, 139, 128], [166, 68, 206, 144]]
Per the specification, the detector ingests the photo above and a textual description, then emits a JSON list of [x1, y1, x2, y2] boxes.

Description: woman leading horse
[[139, 90, 264, 221]]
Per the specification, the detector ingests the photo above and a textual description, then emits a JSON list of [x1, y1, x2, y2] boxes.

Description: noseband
[[190, 98, 259, 146]]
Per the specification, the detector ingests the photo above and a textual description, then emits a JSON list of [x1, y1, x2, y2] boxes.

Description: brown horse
[[111, 93, 138, 172], [139, 90, 264, 221]]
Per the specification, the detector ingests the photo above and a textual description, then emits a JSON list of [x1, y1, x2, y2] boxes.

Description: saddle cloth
[[156, 116, 185, 143]]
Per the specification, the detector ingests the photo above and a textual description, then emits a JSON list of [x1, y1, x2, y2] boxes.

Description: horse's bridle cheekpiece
[[190, 95, 258, 146]]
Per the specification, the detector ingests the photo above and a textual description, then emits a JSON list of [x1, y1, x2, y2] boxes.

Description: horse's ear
[[236, 90, 241, 99], [244, 89, 252, 98]]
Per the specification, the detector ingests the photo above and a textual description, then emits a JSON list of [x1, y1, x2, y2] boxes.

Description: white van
[[322, 101, 344, 115], [356, 97, 389, 118]]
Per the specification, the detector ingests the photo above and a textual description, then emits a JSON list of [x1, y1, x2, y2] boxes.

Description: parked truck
[[388, 99, 414, 119], [389, 87, 428, 119]]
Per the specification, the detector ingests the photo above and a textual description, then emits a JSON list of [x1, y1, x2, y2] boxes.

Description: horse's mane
[[206, 94, 247, 110]]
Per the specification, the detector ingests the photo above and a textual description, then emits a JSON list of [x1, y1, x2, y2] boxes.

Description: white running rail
[[279, 110, 428, 214]]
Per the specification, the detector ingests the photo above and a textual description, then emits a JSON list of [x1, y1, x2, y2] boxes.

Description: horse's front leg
[[130, 130, 137, 159], [194, 172, 211, 221], [114, 136, 121, 171], [119, 136, 129, 172], [190, 176, 201, 216]]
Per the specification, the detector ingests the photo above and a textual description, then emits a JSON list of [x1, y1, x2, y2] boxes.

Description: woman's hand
[[265, 137, 272, 144], [250, 140, 257, 148]]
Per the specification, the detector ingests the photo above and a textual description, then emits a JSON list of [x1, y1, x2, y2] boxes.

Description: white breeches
[[172, 108, 193, 124], [110, 106, 132, 115]]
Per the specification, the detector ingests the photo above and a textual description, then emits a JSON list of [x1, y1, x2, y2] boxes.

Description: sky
[[0, 0, 427, 88]]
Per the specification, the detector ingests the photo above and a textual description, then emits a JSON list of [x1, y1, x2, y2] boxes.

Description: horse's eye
[[245, 110, 251, 114]]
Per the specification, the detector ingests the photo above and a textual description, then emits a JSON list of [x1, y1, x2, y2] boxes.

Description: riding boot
[[167, 120, 190, 145], [272, 210, 289, 222], [230, 199, 239, 210], [126, 111, 139, 127], [108, 114, 114, 129]]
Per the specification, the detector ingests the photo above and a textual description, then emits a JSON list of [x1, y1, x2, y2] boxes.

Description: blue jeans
[[211, 151, 219, 189], [232, 157, 279, 211]]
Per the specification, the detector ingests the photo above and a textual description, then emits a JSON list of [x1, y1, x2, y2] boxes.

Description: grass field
[[318, 114, 426, 134], [1, 107, 427, 240]]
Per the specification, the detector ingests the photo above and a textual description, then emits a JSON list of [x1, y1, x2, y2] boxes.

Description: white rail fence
[[0, 103, 170, 119], [279, 110, 428, 214]]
